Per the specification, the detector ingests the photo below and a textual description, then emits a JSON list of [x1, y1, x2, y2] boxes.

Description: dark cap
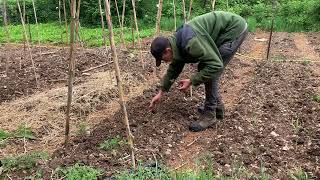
[[150, 36, 169, 67]]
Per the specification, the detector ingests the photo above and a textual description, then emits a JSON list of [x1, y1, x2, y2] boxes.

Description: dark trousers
[[204, 27, 249, 108]]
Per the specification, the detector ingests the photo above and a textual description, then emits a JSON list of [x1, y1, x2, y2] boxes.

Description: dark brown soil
[[1, 32, 320, 179]]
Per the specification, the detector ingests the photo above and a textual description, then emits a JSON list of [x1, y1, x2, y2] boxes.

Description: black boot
[[190, 110, 216, 132], [216, 102, 225, 120]]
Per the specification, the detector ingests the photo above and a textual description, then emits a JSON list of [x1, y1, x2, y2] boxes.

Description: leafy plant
[[61, 164, 102, 180], [2, 151, 48, 171], [0, 129, 10, 140], [99, 135, 127, 151], [14, 123, 36, 140]]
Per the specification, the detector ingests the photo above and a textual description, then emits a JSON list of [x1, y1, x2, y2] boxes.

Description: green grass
[[99, 135, 127, 151], [2, 151, 48, 171], [0, 23, 156, 47]]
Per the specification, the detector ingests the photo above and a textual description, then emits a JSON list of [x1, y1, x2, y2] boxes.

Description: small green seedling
[[302, 59, 311, 65], [14, 123, 36, 140], [292, 119, 302, 134], [2, 151, 48, 171], [99, 135, 127, 151], [290, 168, 314, 180], [76, 123, 88, 136], [313, 94, 320, 103]]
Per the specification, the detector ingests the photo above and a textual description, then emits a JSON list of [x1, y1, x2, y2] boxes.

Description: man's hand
[[177, 79, 192, 92], [149, 90, 164, 112]]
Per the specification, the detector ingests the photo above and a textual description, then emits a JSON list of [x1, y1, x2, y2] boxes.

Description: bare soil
[[1, 32, 320, 179]]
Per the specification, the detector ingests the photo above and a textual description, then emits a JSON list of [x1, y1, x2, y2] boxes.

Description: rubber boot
[[189, 110, 216, 132], [216, 102, 225, 120]]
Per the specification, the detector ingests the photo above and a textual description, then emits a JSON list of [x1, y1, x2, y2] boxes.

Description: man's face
[[161, 48, 173, 63]]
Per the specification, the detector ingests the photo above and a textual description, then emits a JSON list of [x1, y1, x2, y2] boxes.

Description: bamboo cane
[[155, 0, 163, 36], [22, 0, 26, 52], [131, 15, 135, 47], [2, 0, 10, 76], [187, 0, 193, 21], [114, 0, 126, 47], [121, 0, 126, 46], [104, 0, 136, 169], [173, 0, 177, 30], [63, 0, 69, 44], [131, 0, 144, 69], [65, 0, 77, 145], [98, 0, 107, 47], [58, 0, 64, 45], [31, 0, 41, 49], [16, 0, 38, 86], [182, 0, 186, 23], [211, 0, 216, 10]]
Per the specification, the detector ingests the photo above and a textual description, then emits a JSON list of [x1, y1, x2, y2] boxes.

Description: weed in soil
[[313, 94, 320, 102], [0, 129, 10, 140], [1, 151, 48, 172], [14, 123, 36, 140], [99, 135, 128, 152], [53, 164, 103, 180]]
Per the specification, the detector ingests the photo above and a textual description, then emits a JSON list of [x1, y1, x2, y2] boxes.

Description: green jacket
[[161, 11, 247, 92]]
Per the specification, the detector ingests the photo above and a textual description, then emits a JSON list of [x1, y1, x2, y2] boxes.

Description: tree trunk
[[131, 0, 144, 68], [104, 0, 136, 169], [155, 0, 163, 36], [65, 0, 77, 145]]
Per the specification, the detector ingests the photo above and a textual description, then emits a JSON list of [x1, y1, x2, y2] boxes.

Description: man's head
[[150, 36, 173, 67]]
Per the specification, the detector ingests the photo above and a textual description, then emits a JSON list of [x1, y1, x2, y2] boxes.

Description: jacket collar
[[168, 36, 182, 61]]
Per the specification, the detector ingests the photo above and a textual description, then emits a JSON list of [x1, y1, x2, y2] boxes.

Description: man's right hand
[[149, 90, 164, 112]]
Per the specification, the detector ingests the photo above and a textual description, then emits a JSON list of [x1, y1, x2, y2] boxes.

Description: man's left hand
[[177, 79, 192, 92]]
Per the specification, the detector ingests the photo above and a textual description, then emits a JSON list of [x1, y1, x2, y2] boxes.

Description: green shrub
[[2, 152, 48, 171]]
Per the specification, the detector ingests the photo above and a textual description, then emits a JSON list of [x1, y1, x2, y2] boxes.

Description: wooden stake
[[155, 0, 163, 36], [63, 0, 69, 44], [173, 0, 177, 30], [187, 0, 193, 21], [131, 0, 144, 69], [121, 0, 126, 47], [65, 0, 77, 145], [266, 18, 274, 60], [131, 15, 135, 47], [104, 0, 136, 169], [16, 0, 38, 86], [31, 0, 41, 48], [58, 0, 64, 45], [98, 0, 107, 47], [2, 0, 10, 76], [114, 0, 125, 47], [182, 0, 187, 23], [211, 0, 216, 10]]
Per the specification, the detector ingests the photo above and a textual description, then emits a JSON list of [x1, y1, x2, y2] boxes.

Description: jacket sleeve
[[161, 60, 185, 92], [186, 36, 223, 86]]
